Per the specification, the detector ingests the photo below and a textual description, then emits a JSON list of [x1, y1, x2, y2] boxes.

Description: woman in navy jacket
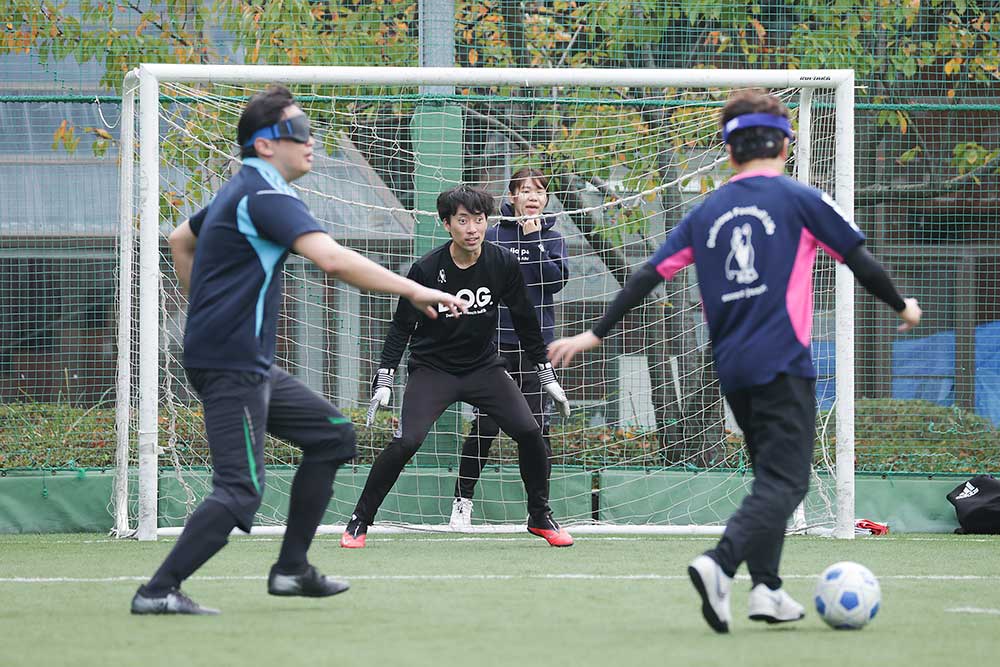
[[449, 168, 569, 529]]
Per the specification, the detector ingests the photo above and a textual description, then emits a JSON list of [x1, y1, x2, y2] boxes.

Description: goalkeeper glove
[[535, 362, 571, 418], [365, 368, 394, 427]]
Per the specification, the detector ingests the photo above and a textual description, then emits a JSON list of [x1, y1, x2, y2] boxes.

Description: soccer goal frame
[[115, 64, 855, 541]]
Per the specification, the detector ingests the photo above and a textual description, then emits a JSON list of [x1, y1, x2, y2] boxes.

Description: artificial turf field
[[1, 532, 997, 667]]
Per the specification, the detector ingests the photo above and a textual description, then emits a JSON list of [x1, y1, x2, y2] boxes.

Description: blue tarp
[[810, 321, 1000, 424], [812, 340, 836, 412], [892, 321, 1000, 425]]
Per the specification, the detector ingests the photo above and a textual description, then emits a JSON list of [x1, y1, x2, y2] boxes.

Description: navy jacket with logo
[[490, 202, 568, 346]]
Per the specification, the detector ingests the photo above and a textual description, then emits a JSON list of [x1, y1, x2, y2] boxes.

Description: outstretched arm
[[293, 232, 465, 319], [548, 264, 663, 367], [843, 244, 921, 332], [365, 276, 422, 426], [799, 189, 920, 332], [501, 258, 571, 417]]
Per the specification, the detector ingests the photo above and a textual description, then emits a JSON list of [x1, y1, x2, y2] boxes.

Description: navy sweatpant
[[708, 373, 816, 590], [187, 365, 356, 531]]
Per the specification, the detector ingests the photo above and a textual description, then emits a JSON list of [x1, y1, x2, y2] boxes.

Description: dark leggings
[[454, 348, 552, 499], [352, 364, 551, 523]]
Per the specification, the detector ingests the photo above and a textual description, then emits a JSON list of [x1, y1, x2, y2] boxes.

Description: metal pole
[[136, 67, 161, 541], [112, 71, 139, 538], [834, 74, 856, 540]]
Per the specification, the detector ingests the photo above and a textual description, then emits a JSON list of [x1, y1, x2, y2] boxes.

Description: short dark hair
[[237, 85, 297, 158], [508, 167, 549, 194], [720, 90, 790, 165], [436, 185, 496, 222]]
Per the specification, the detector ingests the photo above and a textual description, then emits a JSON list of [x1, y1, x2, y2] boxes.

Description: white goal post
[[115, 64, 855, 541]]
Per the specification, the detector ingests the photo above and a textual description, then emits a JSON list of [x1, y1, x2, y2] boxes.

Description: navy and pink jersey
[[648, 170, 864, 393]]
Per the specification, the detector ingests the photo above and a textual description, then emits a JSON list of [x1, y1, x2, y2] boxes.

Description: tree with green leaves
[[6, 0, 998, 458]]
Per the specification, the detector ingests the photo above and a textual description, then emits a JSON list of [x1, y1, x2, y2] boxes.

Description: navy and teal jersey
[[182, 158, 325, 373], [647, 170, 865, 393]]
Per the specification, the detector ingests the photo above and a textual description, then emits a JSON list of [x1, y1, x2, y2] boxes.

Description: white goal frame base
[[155, 523, 834, 537]]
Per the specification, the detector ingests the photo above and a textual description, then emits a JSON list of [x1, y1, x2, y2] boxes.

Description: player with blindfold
[[131, 85, 466, 616]]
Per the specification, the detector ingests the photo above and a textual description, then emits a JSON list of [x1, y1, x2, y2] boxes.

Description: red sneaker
[[527, 513, 574, 547], [340, 515, 367, 549]]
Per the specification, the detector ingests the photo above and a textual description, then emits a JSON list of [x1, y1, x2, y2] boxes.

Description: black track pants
[[352, 364, 550, 523], [708, 373, 816, 590]]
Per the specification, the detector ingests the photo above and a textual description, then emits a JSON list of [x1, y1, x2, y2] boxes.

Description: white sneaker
[[449, 497, 473, 531], [688, 554, 733, 633], [748, 584, 805, 624]]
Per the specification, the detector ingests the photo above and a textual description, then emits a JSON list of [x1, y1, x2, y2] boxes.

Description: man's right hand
[[548, 331, 602, 368], [897, 298, 922, 333], [408, 286, 468, 319]]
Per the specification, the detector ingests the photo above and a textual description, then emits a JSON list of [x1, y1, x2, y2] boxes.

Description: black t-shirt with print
[[379, 241, 546, 375]]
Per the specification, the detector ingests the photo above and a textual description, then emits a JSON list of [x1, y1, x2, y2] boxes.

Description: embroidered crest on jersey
[[438, 269, 447, 284]]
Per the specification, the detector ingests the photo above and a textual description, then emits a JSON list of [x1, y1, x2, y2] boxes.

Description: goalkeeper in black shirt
[[341, 185, 574, 548]]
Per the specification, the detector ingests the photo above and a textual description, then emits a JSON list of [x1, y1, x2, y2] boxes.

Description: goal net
[[114, 66, 855, 540]]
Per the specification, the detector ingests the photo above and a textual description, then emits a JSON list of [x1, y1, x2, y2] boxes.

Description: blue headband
[[722, 113, 793, 143], [242, 114, 312, 148]]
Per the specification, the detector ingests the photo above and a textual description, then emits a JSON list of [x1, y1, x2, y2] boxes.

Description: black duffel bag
[[947, 474, 1000, 534]]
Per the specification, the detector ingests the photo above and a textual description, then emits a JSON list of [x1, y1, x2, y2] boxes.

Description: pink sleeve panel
[[786, 229, 820, 347], [654, 247, 694, 281]]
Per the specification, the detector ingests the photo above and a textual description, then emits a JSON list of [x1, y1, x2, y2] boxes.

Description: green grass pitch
[[2, 533, 998, 666]]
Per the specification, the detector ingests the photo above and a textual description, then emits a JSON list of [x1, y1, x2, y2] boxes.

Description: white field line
[[944, 607, 1000, 615], [13, 535, 1000, 545], [3, 573, 1000, 585], [17, 536, 709, 545]]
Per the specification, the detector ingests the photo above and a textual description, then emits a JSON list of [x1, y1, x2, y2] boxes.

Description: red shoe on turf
[[527, 513, 574, 547], [340, 515, 367, 549]]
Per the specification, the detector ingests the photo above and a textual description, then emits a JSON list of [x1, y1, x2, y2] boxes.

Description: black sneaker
[[340, 514, 368, 548], [267, 564, 350, 598], [527, 513, 574, 547], [130, 586, 220, 615]]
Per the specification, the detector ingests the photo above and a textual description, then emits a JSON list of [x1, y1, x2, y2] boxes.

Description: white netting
[[117, 72, 845, 535]]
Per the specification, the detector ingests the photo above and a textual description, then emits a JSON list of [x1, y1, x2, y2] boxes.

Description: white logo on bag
[[956, 482, 979, 500], [725, 223, 759, 285]]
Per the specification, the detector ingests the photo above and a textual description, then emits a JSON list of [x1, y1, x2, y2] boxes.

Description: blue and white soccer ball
[[814, 561, 881, 630]]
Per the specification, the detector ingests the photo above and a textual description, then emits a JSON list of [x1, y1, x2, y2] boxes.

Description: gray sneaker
[[267, 564, 350, 598], [130, 587, 220, 615]]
